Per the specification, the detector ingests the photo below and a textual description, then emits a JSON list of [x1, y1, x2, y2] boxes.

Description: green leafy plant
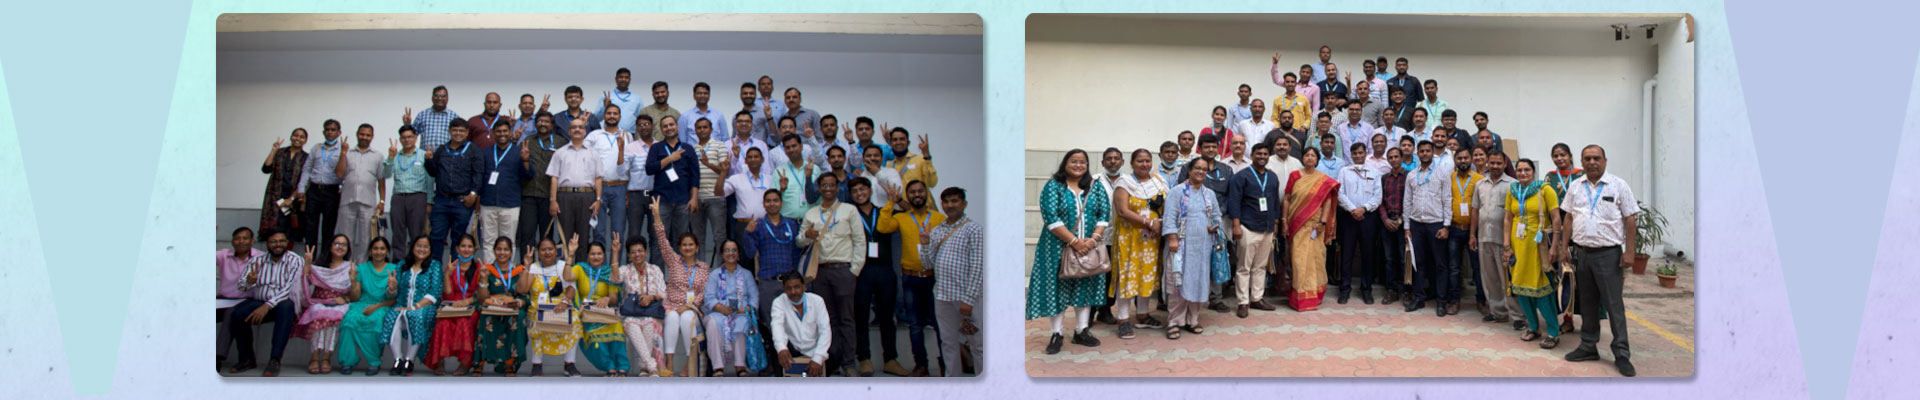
[[1635, 201, 1668, 255], [1656, 260, 1677, 276]]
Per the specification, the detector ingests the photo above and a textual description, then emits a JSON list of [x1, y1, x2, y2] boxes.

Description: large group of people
[[220, 70, 984, 378], [1026, 47, 1645, 377]]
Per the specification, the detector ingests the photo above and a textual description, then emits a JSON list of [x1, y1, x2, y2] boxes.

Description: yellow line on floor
[[1624, 311, 1694, 353]]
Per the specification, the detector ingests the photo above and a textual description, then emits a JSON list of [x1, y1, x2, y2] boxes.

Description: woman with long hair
[[294, 233, 353, 374], [474, 236, 530, 376], [382, 236, 443, 376], [1026, 149, 1111, 354], [426, 234, 482, 375], [574, 241, 629, 377], [336, 237, 394, 375]]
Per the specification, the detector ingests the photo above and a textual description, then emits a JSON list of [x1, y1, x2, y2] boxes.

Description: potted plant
[[1632, 201, 1668, 275], [1655, 260, 1678, 288]]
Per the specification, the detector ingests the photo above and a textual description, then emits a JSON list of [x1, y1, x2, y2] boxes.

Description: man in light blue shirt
[[1310, 45, 1333, 83], [1228, 84, 1254, 129], [678, 82, 730, 146], [601, 68, 645, 134], [754, 76, 789, 147], [384, 125, 432, 262], [1315, 133, 1347, 176], [740, 82, 774, 147]]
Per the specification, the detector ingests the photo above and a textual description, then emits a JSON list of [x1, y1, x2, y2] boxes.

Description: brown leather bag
[[1057, 187, 1110, 279]]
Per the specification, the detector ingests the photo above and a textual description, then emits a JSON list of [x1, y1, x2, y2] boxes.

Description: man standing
[[1353, 82, 1386, 128], [1386, 86, 1416, 131], [887, 127, 938, 190], [518, 112, 564, 251], [1559, 145, 1640, 377], [722, 148, 774, 242], [1310, 45, 1333, 83], [1335, 143, 1382, 304], [296, 119, 345, 249], [1377, 147, 1410, 304], [625, 114, 658, 264], [806, 146, 856, 205], [627, 81, 676, 143], [1318, 62, 1349, 106], [464, 92, 505, 149], [1355, 59, 1389, 105], [692, 117, 730, 265], [427, 119, 484, 263], [1401, 140, 1453, 313], [1471, 152, 1520, 325], [880, 180, 944, 376], [1473, 112, 1508, 156], [741, 186, 800, 374], [1270, 69, 1312, 130], [774, 130, 816, 219], [548, 118, 603, 261], [850, 117, 896, 170], [742, 82, 774, 146], [512, 93, 544, 140], [755, 76, 789, 146], [602, 68, 644, 133], [777, 88, 822, 147], [796, 173, 866, 377], [405, 86, 461, 151], [923, 187, 982, 377], [679, 82, 730, 149], [1419, 80, 1451, 131], [385, 126, 431, 263], [1228, 84, 1255, 129], [859, 144, 905, 207], [646, 116, 701, 247], [1225, 143, 1283, 315], [477, 119, 528, 262], [586, 105, 630, 260], [555, 86, 603, 138], [334, 123, 386, 264], [1388, 58, 1424, 106], [1235, 99, 1276, 160], [1440, 149, 1481, 317], [225, 229, 305, 376], [728, 111, 773, 179], [845, 177, 904, 376], [216, 227, 264, 367], [1336, 101, 1376, 157]]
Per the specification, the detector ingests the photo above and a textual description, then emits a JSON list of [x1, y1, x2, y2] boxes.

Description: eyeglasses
[[266, 238, 288, 243]]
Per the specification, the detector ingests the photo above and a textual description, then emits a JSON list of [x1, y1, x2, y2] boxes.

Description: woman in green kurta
[[475, 236, 531, 376], [1026, 149, 1111, 355], [572, 241, 628, 377], [337, 237, 395, 376], [1504, 159, 1563, 349]]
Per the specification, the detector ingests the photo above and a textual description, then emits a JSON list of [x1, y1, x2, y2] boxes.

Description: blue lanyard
[[444, 142, 470, 157], [861, 210, 879, 238], [750, 172, 766, 190], [1454, 173, 1473, 203], [453, 258, 472, 297], [397, 150, 416, 171], [581, 264, 610, 302], [1251, 169, 1270, 193], [793, 298, 807, 319], [487, 262, 515, 288], [766, 217, 795, 245], [819, 204, 840, 231], [1513, 182, 1540, 221], [908, 210, 931, 233], [493, 143, 515, 168], [539, 135, 557, 151], [615, 90, 632, 103], [1415, 167, 1435, 186], [1177, 185, 1192, 221], [1584, 180, 1606, 215], [319, 143, 337, 165], [482, 114, 500, 132]]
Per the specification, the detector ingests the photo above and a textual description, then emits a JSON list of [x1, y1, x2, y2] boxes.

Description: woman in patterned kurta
[[475, 237, 529, 376], [618, 239, 668, 376], [1162, 157, 1222, 338], [702, 241, 758, 377], [258, 128, 308, 244], [651, 202, 710, 377], [1504, 159, 1564, 348], [573, 242, 628, 376], [382, 236, 443, 376], [294, 234, 353, 375], [336, 237, 393, 375], [1026, 149, 1110, 354], [426, 234, 481, 375], [1107, 149, 1167, 338], [526, 237, 582, 377], [1543, 143, 1584, 327]]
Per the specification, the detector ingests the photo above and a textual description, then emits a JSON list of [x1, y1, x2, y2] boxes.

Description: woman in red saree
[[1284, 147, 1339, 311]]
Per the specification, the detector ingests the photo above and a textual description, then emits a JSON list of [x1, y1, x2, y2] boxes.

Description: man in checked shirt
[[224, 228, 307, 377], [921, 187, 982, 377]]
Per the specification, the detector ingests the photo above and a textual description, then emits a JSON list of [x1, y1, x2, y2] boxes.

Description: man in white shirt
[[1235, 99, 1276, 160], [585, 105, 629, 257], [857, 144, 904, 207], [1335, 143, 1382, 305], [772, 272, 833, 377], [719, 147, 773, 224], [1557, 145, 1640, 377], [1228, 84, 1254, 129], [1268, 134, 1303, 180], [1336, 101, 1376, 158], [1400, 140, 1454, 313]]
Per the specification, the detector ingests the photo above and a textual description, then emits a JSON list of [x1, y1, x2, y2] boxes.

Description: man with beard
[[225, 228, 307, 376], [879, 180, 945, 376], [465, 92, 505, 149], [428, 118, 485, 262], [636, 81, 680, 143], [797, 173, 866, 377], [518, 112, 564, 250]]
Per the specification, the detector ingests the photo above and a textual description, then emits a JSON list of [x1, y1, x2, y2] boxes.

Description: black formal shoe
[[1615, 358, 1637, 377], [389, 360, 404, 376], [1095, 310, 1118, 325], [1045, 333, 1064, 355], [1564, 348, 1601, 362], [1483, 314, 1499, 322], [1435, 302, 1449, 317], [1382, 290, 1400, 305], [1512, 320, 1528, 331], [1404, 299, 1423, 312], [1207, 301, 1231, 313], [1249, 300, 1278, 311], [1360, 291, 1375, 305], [1235, 305, 1249, 319], [1071, 329, 1102, 347], [1337, 290, 1350, 304]]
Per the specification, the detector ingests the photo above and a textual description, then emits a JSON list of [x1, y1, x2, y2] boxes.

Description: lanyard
[[793, 298, 807, 319], [539, 134, 557, 151], [582, 264, 609, 302], [788, 161, 806, 185], [615, 90, 631, 103], [487, 262, 516, 288], [1177, 185, 1193, 221], [482, 114, 500, 132], [749, 172, 766, 190], [453, 259, 471, 298], [908, 210, 931, 234], [1454, 173, 1473, 203], [861, 210, 879, 238], [1584, 179, 1607, 215], [766, 217, 796, 245], [820, 204, 841, 231], [1513, 181, 1542, 222], [1251, 169, 1270, 193], [397, 150, 416, 171], [493, 143, 515, 168], [444, 142, 470, 157], [1415, 166, 1435, 186]]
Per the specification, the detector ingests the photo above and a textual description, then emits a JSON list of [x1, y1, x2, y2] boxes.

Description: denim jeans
[[594, 183, 627, 255], [429, 195, 475, 264]]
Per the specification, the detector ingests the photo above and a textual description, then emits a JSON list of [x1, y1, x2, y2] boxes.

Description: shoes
[[1564, 348, 1601, 362], [1117, 322, 1137, 339], [1235, 305, 1249, 319], [262, 359, 281, 377], [860, 359, 875, 377], [1360, 291, 1375, 305], [564, 363, 581, 377], [1615, 358, 1637, 377], [883, 360, 911, 376], [531, 364, 545, 377], [910, 366, 930, 377], [1435, 302, 1448, 317], [1071, 329, 1102, 347], [1382, 290, 1401, 305], [1249, 300, 1277, 311], [1477, 303, 1491, 316], [1404, 298, 1423, 313], [1207, 301, 1231, 313], [1094, 310, 1118, 325], [1045, 333, 1064, 355], [1446, 303, 1461, 316], [1337, 290, 1350, 304], [1483, 314, 1499, 322], [1512, 320, 1528, 331]]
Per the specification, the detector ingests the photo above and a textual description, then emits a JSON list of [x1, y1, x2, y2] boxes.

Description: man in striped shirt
[[224, 228, 306, 376], [923, 187, 982, 377]]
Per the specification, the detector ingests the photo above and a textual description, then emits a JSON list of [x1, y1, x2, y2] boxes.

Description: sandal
[[469, 364, 484, 377], [1184, 324, 1204, 334], [1520, 330, 1541, 342], [319, 360, 332, 375], [737, 369, 751, 377], [226, 360, 257, 374], [1165, 326, 1182, 340], [503, 361, 517, 377], [307, 360, 321, 375], [262, 360, 281, 377], [710, 368, 725, 377], [1541, 336, 1561, 349]]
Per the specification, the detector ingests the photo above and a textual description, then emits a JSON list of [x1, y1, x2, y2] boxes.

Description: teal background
[[0, 1, 1910, 399]]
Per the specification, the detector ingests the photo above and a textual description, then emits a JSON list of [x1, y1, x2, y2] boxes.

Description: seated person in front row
[[771, 271, 833, 377]]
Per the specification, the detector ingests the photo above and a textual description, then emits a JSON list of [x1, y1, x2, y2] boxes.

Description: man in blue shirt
[[1225, 142, 1284, 314], [426, 118, 485, 263], [740, 82, 773, 147], [776, 88, 822, 150], [1388, 57, 1424, 106], [405, 86, 461, 151], [679, 82, 729, 146], [849, 116, 895, 171], [646, 115, 701, 245], [744, 188, 803, 371], [555, 85, 602, 137], [477, 119, 530, 263], [601, 68, 644, 134], [754, 76, 788, 147]]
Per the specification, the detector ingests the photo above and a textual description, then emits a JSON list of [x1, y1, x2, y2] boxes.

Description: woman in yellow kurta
[[1283, 148, 1339, 312], [572, 241, 628, 377], [1107, 148, 1167, 339], [526, 236, 582, 377], [1503, 159, 1563, 349]]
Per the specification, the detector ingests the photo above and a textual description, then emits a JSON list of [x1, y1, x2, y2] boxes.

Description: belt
[[902, 268, 934, 278], [1574, 244, 1622, 252], [629, 189, 654, 196], [737, 218, 752, 223], [604, 181, 628, 186], [558, 187, 595, 193], [820, 262, 851, 269]]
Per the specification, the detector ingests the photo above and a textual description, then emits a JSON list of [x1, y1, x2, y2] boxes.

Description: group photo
[[214, 13, 985, 378], [1023, 13, 1696, 378]]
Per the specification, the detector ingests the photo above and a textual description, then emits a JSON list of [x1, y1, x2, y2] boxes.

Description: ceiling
[[1051, 13, 1684, 33], [218, 29, 982, 55]]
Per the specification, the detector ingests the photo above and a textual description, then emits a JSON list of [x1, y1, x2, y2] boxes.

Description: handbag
[[619, 266, 667, 318], [1207, 199, 1232, 284], [1058, 185, 1111, 279], [743, 307, 769, 372], [532, 304, 574, 334], [435, 302, 474, 319]]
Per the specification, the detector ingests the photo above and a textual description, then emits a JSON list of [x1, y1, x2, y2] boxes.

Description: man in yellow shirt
[[877, 180, 944, 377], [1271, 72, 1312, 130], [886, 126, 938, 190], [1441, 149, 1481, 317]]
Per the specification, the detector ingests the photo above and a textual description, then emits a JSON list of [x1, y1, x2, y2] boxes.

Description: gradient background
[[0, 1, 1910, 399]]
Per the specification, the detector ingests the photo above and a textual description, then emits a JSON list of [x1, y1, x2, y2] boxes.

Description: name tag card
[[1258, 198, 1269, 212], [666, 169, 680, 182], [868, 242, 880, 258], [488, 171, 500, 185], [1459, 203, 1469, 215]]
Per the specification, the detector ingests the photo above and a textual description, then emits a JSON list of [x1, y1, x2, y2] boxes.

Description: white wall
[[218, 33, 984, 219], [1026, 15, 1692, 252], [1655, 17, 1697, 255]]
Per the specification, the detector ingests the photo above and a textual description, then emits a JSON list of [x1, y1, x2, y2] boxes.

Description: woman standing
[[1543, 142, 1582, 329], [475, 237, 530, 376], [575, 241, 629, 377], [260, 128, 309, 245], [1162, 157, 1222, 339], [703, 241, 758, 377], [426, 234, 482, 376], [651, 201, 711, 377], [1504, 159, 1564, 348], [1026, 149, 1110, 355], [618, 238, 668, 377], [383, 236, 443, 376], [337, 237, 394, 375], [526, 237, 581, 377], [1284, 148, 1340, 311], [1108, 149, 1166, 340], [294, 234, 353, 375]]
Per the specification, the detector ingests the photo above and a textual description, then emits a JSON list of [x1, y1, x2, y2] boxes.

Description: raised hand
[[521, 142, 531, 159], [603, 91, 612, 108], [567, 233, 581, 257], [271, 137, 284, 152], [1272, 52, 1282, 64], [523, 245, 536, 266], [744, 217, 761, 233], [302, 244, 315, 266], [425, 145, 437, 160], [804, 125, 815, 140], [917, 134, 931, 156], [779, 170, 790, 191], [387, 139, 398, 158], [402, 107, 413, 125], [539, 94, 552, 112], [649, 197, 662, 219]]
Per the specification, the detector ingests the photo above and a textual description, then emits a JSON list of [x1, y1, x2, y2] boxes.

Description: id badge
[[1515, 223, 1526, 238], [666, 169, 680, 182], [686, 292, 695, 304], [1310, 229, 1319, 240], [868, 242, 879, 258], [488, 171, 500, 185], [589, 217, 598, 228], [1534, 230, 1544, 243], [1458, 203, 1469, 215], [1258, 198, 1268, 212]]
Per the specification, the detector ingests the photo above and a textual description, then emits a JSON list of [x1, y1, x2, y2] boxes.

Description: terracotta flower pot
[[1657, 273, 1677, 288], [1632, 253, 1650, 275]]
